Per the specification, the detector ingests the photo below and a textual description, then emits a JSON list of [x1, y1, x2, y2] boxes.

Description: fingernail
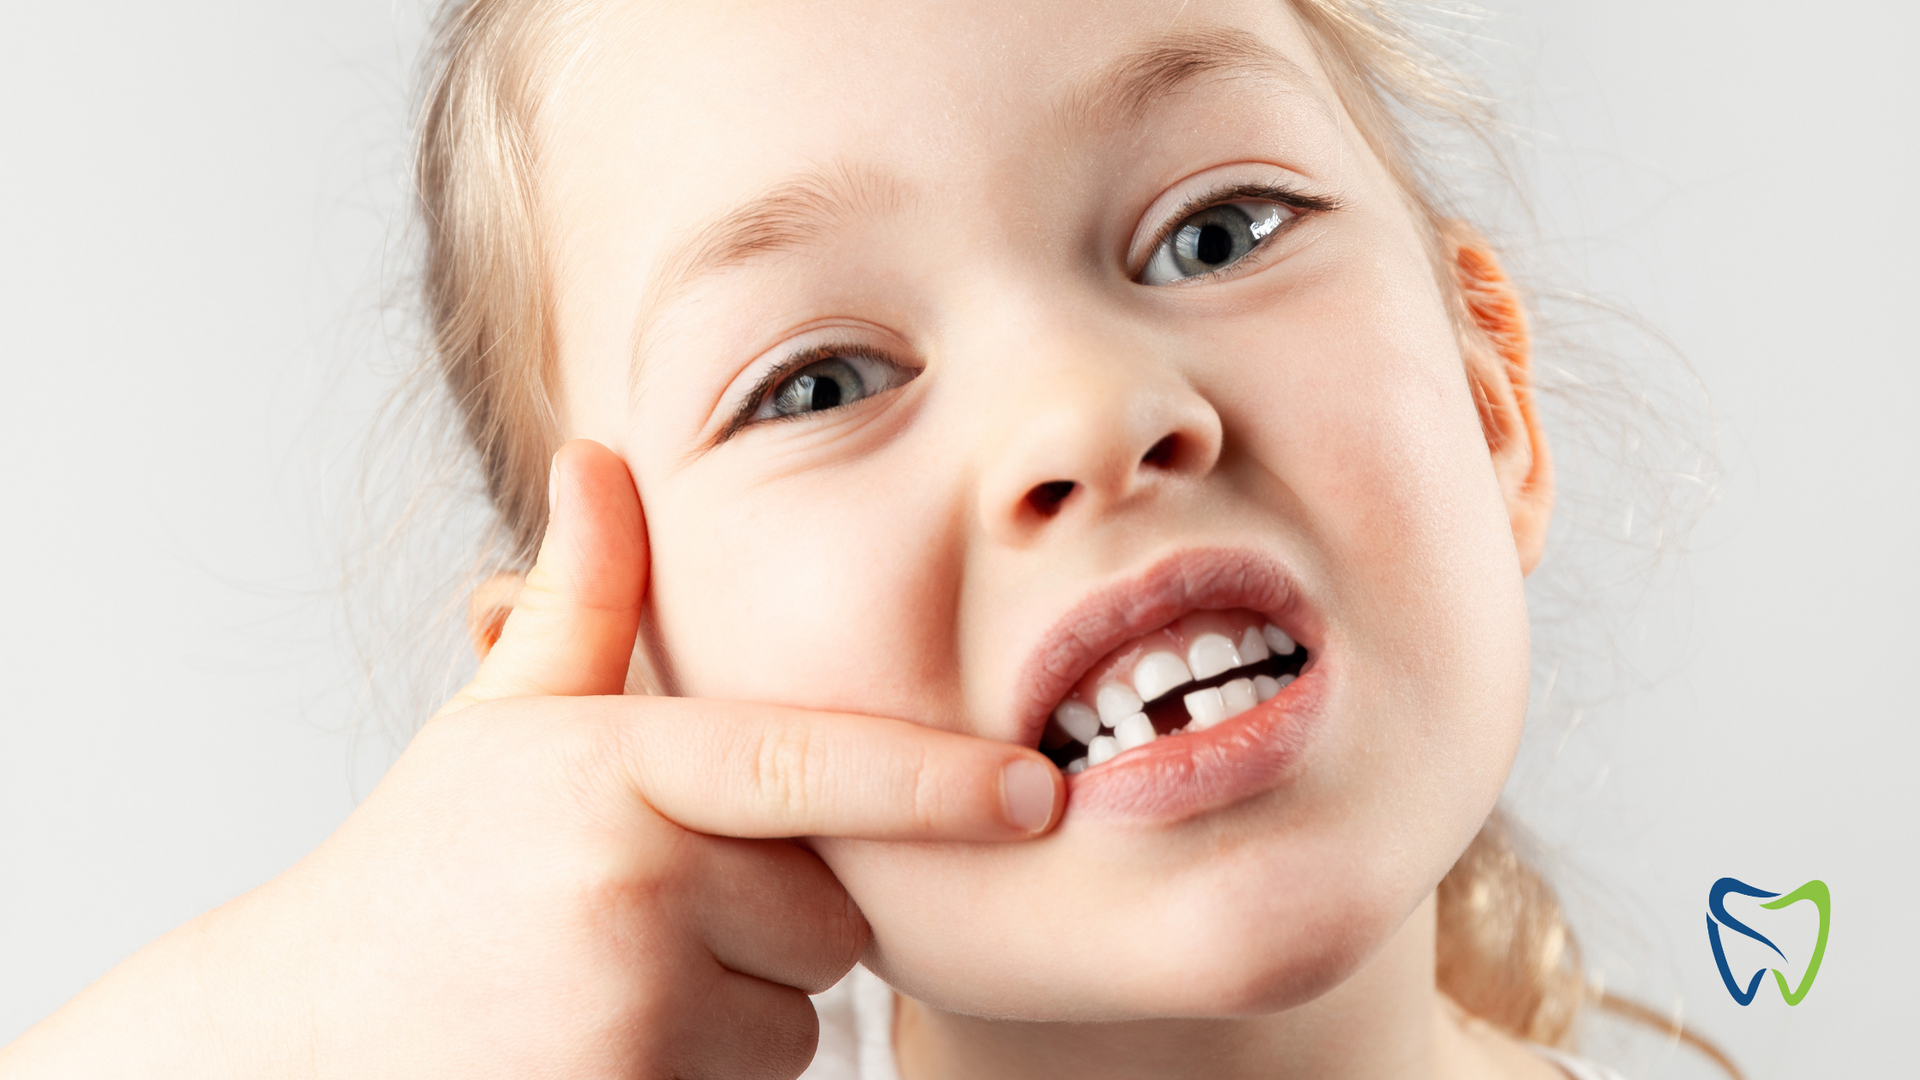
[[547, 457, 559, 521], [1001, 758, 1058, 834]]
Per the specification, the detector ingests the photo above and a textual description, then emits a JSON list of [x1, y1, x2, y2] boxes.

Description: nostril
[[1141, 434, 1178, 470], [1025, 480, 1076, 517]]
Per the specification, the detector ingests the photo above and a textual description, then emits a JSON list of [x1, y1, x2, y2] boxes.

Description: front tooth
[[1238, 626, 1270, 665], [1186, 633, 1241, 680], [1086, 735, 1121, 766], [1133, 651, 1194, 702], [1183, 686, 1227, 729], [1262, 624, 1297, 656], [1113, 712, 1157, 750], [1220, 677, 1258, 717], [1095, 683, 1144, 726], [1053, 701, 1101, 744], [1065, 758, 1088, 775], [1254, 674, 1281, 701]]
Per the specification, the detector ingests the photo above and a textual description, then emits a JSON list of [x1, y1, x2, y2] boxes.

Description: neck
[[894, 895, 1497, 1080]]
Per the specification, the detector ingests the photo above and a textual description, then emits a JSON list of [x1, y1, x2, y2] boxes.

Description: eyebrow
[[1060, 26, 1314, 132], [633, 26, 1315, 365], [643, 162, 906, 314]]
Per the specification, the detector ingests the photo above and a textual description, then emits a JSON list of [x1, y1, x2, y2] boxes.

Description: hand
[[0, 440, 1061, 1080]]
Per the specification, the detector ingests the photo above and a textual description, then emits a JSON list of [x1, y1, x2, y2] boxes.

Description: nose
[[971, 318, 1223, 546]]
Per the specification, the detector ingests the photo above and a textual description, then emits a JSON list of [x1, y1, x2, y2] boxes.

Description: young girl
[[0, 1, 1724, 1077]]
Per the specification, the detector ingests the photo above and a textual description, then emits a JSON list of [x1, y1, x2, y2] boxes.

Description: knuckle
[[906, 741, 946, 833], [573, 801, 692, 908], [576, 841, 677, 924], [750, 723, 827, 827]]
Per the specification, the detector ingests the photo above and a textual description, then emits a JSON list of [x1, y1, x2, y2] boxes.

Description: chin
[[844, 821, 1432, 1023]]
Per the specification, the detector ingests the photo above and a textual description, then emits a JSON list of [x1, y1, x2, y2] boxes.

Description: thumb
[[439, 440, 648, 716]]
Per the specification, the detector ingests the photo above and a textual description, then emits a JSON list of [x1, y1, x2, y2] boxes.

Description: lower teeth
[[1113, 713, 1157, 750], [1086, 735, 1120, 766]]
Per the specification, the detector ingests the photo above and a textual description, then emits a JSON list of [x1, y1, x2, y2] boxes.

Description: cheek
[[638, 455, 965, 721], [1322, 281, 1529, 835], [1209, 245, 1533, 875], [1224, 241, 1529, 718]]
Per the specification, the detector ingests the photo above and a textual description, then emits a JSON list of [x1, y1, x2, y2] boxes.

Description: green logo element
[[1707, 877, 1829, 1006]]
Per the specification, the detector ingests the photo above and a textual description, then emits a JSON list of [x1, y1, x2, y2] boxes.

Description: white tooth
[[1254, 674, 1281, 701], [1238, 626, 1269, 664], [1095, 683, 1144, 726], [1132, 651, 1194, 702], [1186, 633, 1241, 680], [1065, 758, 1088, 775], [1276, 673, 1296, 689], [1183, 686, 1227, 729], [1086, 735, 1120, 766], [1262, 624, 1297, 656], [1114, 712, 1157, 750], [1220, 677, 1258, 717], [1053, 701, 1101, 744]]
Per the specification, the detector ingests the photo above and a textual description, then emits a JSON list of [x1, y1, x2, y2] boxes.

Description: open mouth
[[1040, 607, 1310, 774]]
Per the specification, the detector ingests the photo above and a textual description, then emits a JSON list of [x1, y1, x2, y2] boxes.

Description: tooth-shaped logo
[[1706, 877, 1830, 1005]]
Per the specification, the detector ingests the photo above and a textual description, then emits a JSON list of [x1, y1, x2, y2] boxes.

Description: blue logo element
[[1706, 877, 1830, 1006]]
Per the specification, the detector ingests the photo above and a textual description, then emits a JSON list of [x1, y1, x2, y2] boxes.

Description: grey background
[[1, 3, 1912, 1076]]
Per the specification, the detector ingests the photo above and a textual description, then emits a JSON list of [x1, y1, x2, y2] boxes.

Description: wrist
[[0, 880, 321, 1079]]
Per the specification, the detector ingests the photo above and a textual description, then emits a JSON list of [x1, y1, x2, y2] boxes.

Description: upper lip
[[1008, 547, 1317, 751]]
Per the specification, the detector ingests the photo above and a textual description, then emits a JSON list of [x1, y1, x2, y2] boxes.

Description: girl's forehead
[[565, 0, 1330, 126], [535, 0, 1342, 281]]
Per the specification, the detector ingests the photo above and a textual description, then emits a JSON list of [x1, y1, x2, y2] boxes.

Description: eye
[[1139, 200, 1294, 286], [750, 350, 916, 423]]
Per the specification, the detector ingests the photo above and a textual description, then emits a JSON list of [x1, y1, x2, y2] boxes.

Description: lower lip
[[1062, 661, 1329, 823]]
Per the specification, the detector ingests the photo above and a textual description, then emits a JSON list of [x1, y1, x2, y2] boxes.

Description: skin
[[2, 440, 1060, 1080], [539, 0, 1554, 1074], [0, 1, 1561, 1078]]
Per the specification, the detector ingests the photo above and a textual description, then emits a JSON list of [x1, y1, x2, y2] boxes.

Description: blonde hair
[[410, 0, 1733, 1073]]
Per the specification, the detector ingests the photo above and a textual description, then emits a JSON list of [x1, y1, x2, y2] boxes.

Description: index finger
[[557, 695, 1064, 840]]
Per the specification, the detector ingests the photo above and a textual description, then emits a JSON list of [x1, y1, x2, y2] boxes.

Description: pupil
[[808, 374, 843, 410], [1195, 223, 1232, 264]]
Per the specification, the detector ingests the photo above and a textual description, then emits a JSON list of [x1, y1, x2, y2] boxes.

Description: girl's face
[[544, 0, 1544, 1019]]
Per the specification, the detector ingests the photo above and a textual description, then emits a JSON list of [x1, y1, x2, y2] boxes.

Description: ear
[[1441, 220, 1554, 576], [466, 571, 527, 662]]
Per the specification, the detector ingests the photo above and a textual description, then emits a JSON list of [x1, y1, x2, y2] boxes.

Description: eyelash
[[715, 342, 906, 444], [1134, 181, 1340, 282]]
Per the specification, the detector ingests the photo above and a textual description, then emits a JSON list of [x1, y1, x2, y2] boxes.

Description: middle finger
[[690, 836, 869, 994]]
